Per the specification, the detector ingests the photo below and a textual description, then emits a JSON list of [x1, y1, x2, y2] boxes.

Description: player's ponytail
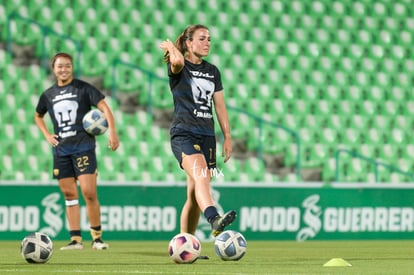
[[175, 32, 188, 54], [163, 24, 208, 64]]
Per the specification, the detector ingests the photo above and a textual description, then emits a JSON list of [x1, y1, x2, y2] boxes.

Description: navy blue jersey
[[168, 59, 223, 136], [36, 79, 105, 156]]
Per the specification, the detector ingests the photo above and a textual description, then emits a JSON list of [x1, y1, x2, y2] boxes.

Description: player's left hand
[[108, 133, 119, 151], [222, 137, 232, 163], [159, 39, 174, 52]]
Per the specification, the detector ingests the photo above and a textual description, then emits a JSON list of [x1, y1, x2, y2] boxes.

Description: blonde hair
[[163, 24, 208, 63]]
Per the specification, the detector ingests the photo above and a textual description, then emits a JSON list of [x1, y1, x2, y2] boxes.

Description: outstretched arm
[[159, 39, 185, 74]]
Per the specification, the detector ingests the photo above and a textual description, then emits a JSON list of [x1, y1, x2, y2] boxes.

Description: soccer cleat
[[60, 240, 84, 250], [211, 210, 237, 237], [92, 238, 109, 250]]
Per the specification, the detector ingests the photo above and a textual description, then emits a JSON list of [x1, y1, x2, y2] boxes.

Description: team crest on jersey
[[53, 169, 59, 176], [193, 144, 201, 151]]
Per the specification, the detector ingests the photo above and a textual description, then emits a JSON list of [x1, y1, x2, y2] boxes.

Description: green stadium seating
[[0, 3, 5, 31], [81, 50, 111, 77], [282, 172, 302, 183], [229, 112, 252, 140], [3, 0, 414, 182], [243, 157, 266, 182]]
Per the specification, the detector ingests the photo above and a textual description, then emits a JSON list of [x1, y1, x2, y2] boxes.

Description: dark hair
[[52, 52, 73, 68], [163, 24, 209, 63]]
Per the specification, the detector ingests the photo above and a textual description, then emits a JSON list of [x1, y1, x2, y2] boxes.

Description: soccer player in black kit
[[34, 52, 119, 250], [160, 25, 236, 238]]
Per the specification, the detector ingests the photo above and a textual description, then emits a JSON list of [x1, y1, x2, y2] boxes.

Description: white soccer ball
[[168, 233, 201, 264], [21, 232, 53, 264], [82, 109, 108, 136], [214, 230, 247, 261]]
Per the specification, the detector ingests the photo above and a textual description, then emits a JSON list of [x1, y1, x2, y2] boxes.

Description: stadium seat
[[396, 158, 414, 174], [282, 173, 302, 183], [320, 128, 338, 146], [301, 114, 323, 131], [321, 157, 336, 181], [358, 101, 376, 118], [246, 98, 265, 114], [268, 99, 288, 118], [0, 79, 5, 98], [389, 172, 412, 183], [283, 114, 300, 130], [326, 114, 345, 131], [403, 100, 414, 117], [230, 112, 253, 139], [5, 0, 414, 183], [349, 114, 370, 131], [335, 100, 355, 117], [372, 115, 389, 130], [284, 142, 302, 167], [340, 158, 361, 182], [309, 143, 329, 166], [244, 157, 265, 182], [389, 128, 407, 145], [359, 144, 375, 159], [218, 158, 241, 182], [393, 115, 411, 129], [81, 51, 110, 77], [290, 99, 309, 116], [0, 4, 5, 30], [342, 128, 362, 148], [0, 49, 10, 71], [70, 21, 90, 40], [261, 172, 277, 183], [378, 144, 399, 163], [122, 156, 142, 181], [312, 100, 332, 116], [366, 128, 385, 144], [53, 1, 73, 18]]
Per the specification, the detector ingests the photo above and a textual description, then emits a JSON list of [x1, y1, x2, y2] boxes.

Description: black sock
[[70, 230, 81, 237], [69, 230, 82, 243], [91, 225, 101, 231], [204, 206, 219, 223]]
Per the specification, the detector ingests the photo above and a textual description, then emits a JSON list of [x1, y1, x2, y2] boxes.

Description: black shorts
[[171, 133, 217, 169], [53, 150, 97, 179]]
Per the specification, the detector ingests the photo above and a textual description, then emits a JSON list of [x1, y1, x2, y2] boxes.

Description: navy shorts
[[53, 150, 97, 179], [171, 133, 217, 169]]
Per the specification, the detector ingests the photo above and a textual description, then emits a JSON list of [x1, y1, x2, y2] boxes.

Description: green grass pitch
[[1, 240, 414, 274]]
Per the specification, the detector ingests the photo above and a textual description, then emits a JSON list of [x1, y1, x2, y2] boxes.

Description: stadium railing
[[9, 7, 412, 183], [5, 13, 294, 182], [108, 58, 303, 179], [226, 105, 301, 179], [6, 12, 82, 77], [335, 148, 414, 182], [110, 58, 171, 115]]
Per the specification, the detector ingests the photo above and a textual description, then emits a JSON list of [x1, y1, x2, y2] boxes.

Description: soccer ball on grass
[[21, 232, 53, 263], [168, 233, 201, 264], [82, 109, 108, 136], [214, 230, 247, 261]]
